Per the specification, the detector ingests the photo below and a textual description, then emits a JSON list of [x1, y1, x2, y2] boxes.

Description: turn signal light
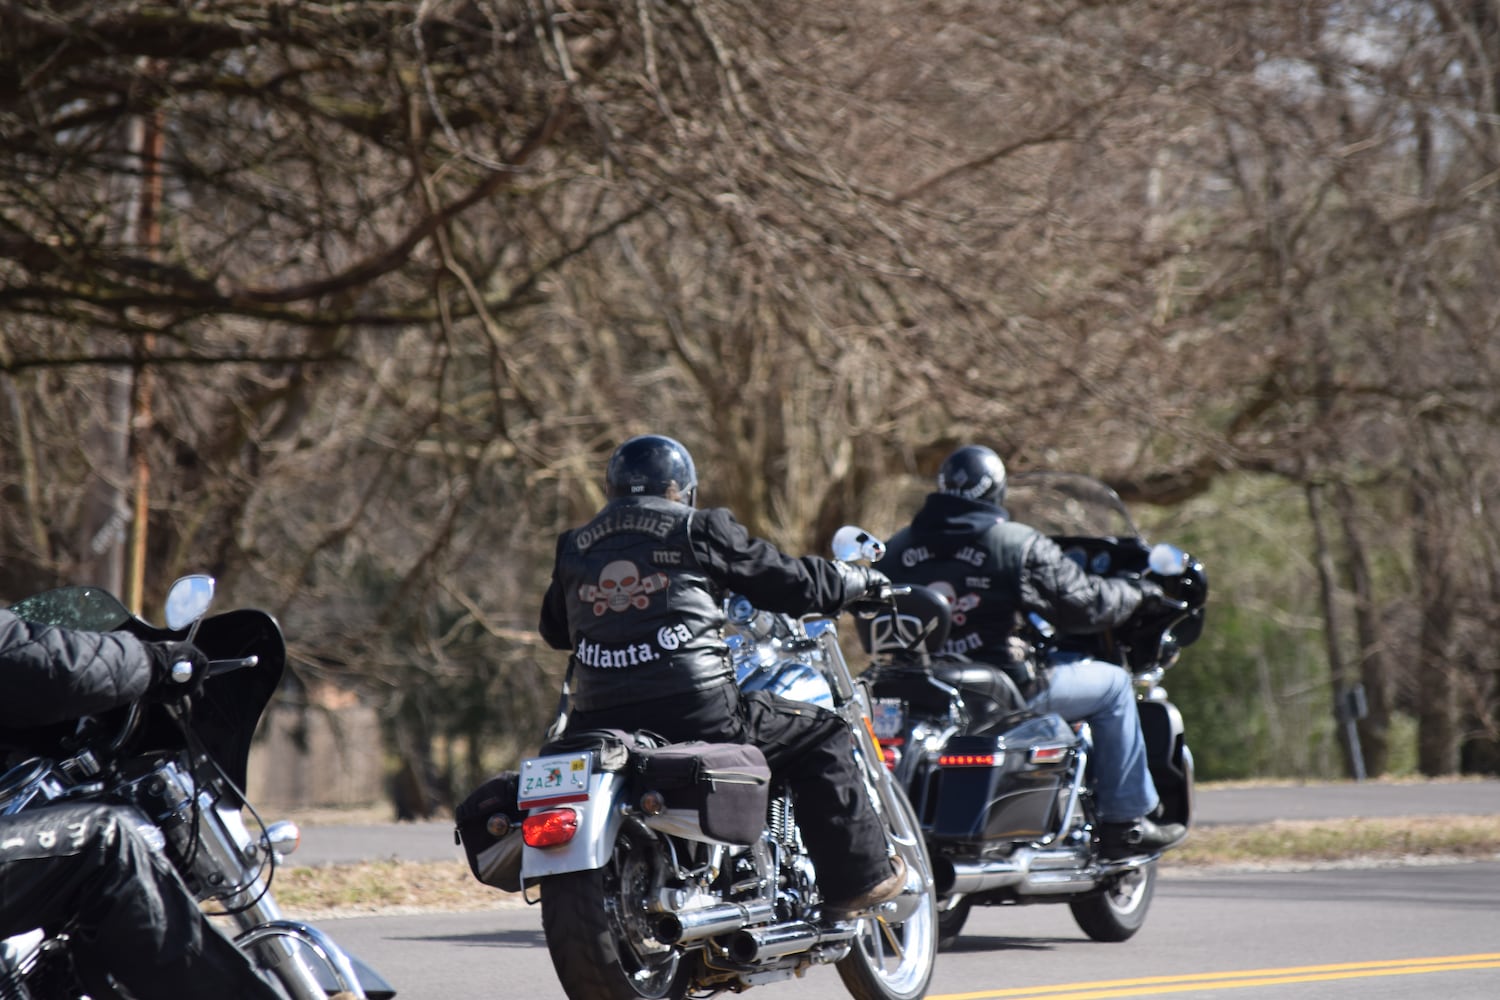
[[262, 820, 301, 856], [522, 808, 580, 847], [938, 753, 996, 767]]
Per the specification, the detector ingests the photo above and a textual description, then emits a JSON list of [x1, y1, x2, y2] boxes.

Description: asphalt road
[[285, 777, 1500, 867], [284, 779, 1500, 1000], [318, 862, 1500, 1000]]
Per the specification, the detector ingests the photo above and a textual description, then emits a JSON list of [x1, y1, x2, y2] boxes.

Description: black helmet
[[937, 445, 1006, 506], [606, 434, 698, 505]]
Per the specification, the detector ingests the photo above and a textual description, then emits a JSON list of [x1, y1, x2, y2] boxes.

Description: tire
[[1068, 860, 1156, 942], [539, 829, 691, 1000], [936, 896, 972, 951], [836, 787, 938, 1000]]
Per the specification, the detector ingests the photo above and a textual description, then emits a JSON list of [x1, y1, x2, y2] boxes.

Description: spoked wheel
[[836, 789, 938, 1000], [539, 828, 690, 1000], [1069, 859, 1157, 942]]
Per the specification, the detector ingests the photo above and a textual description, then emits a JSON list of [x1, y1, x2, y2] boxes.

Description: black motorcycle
[[857, 473, 1207, 946], [456, 526, 938, 1000], [0, 575, 394, 999]]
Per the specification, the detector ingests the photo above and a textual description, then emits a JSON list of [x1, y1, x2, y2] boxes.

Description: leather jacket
[[0, 607, 154, 736], [877, 493, 1142, 662], [539, 496, 866, 711]]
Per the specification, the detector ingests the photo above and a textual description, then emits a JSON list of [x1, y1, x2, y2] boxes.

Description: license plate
[[871, 698, 906, 741], [517, 752, 592, 805]]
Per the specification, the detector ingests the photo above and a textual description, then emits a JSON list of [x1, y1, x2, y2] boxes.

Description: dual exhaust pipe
[[654, 899, 858, 963], [655, 899, 776, 945]]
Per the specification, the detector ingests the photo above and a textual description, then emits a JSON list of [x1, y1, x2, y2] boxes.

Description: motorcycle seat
[[929, 660, 1029, 726]]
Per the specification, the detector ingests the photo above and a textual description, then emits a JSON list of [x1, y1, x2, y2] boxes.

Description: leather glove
[[834, 566, 888, 605], [1135, 580, 1185, 617], [860, 567, 893, 602], [840, 565, 893, 614], [145, 640, 209, 702]]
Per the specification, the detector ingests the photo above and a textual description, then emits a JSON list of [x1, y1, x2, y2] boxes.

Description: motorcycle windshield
[[1004, 472, 1140, 540], [8, 586, 133, 632], [7, 586, 284, 799]]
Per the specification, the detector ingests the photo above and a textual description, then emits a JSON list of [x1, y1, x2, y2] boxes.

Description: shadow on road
[[382, 927, 548, 950]]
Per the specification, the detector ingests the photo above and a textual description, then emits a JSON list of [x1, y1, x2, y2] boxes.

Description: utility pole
[[126, 99, 165, 615]]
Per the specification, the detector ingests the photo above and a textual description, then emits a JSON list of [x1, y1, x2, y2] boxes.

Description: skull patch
[[578, 560, 671, 616], [928, 580, 981, 626]]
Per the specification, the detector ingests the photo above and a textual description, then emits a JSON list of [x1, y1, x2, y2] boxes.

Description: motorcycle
[[857, 472, 1207, 947], [458, 526, 937, 1000], [0, 575, 395, 999]]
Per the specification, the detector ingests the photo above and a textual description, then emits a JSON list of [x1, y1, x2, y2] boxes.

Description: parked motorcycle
[[457, 526, 936, 1000], [858, 472, 1207, 947], [0, 575, 394, 999]]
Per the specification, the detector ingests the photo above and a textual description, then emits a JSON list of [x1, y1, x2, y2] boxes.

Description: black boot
[[1098, 816, 1187, 858]]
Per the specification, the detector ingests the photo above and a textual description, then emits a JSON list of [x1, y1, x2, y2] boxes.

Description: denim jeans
[[1026, 653, 1158, 823]]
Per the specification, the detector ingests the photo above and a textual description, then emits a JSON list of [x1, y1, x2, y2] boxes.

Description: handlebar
[[207, 655, 259, 677], [166, 655, 259, 688]]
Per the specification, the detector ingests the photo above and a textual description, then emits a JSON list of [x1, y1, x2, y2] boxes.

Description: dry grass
[[267, 814, 1500, 919], [1172, 815, 1500, 868], [271, 858, 525, 918]]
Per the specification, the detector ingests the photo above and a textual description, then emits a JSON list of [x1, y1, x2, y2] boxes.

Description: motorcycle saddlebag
[[454, 771, 525, 892], [632, 742, 771, 846]]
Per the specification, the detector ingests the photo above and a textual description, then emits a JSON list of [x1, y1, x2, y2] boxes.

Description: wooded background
[[3, 1, 1498, 814]]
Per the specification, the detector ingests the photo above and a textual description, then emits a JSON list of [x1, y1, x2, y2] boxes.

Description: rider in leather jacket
[[0, 606, 286, 999], [877, 445, 1187, 856], [538, 434, 906, 914]]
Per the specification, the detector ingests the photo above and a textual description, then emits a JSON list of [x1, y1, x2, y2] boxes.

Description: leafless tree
[[4, 1, 1499, 803]]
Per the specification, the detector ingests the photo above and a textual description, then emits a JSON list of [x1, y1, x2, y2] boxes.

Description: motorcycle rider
[[876, 444, 1187, 857], [0, 605, 289, 999], [538, 433, 907, 916]]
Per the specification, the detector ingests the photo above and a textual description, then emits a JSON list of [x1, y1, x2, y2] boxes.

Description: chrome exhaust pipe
[[941, 847, 1034, 894], [943, 847, 1100, 896], [725, 920, 857, 963], [655, 899, 777, 945]]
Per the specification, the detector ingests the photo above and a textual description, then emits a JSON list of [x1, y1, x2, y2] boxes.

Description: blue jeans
[[1027, 653, 1158, 823]]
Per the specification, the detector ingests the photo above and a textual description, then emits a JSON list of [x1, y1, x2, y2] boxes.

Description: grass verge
[[269, 814, 1500, 919], [1171, 815, 1500, 868]]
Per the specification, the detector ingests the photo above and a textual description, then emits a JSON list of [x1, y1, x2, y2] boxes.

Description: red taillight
[[1029, 746, 1070, 765], [938, 753, 996, 767], [522, 808, 580, 847], [881, 745, 899, 771]]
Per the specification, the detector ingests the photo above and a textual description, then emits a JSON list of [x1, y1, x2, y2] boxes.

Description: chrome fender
[[519, 769, 628, 879]]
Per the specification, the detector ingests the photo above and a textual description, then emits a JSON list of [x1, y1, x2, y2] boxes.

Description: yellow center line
[[929, 953, 1500, 1000]]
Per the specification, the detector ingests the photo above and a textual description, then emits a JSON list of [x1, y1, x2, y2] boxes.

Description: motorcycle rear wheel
[[936, 896, 972, 951], [1068, 860, 1156, 942], [539, 830, 690, 1000], [836, 788, 938, 1000]]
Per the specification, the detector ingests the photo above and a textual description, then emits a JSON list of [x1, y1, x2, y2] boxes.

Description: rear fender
[[520, 770, 628, 880]]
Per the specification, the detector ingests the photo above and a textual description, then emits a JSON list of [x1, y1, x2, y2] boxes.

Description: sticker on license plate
[[517, 752, 592, 805], [871, 698, 905, 740]]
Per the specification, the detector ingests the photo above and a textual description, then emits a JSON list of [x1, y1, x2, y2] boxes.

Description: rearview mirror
[[164, 575, 216, 630], [1148, 543, 1188, 577], [831, 525, 886, 563]]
